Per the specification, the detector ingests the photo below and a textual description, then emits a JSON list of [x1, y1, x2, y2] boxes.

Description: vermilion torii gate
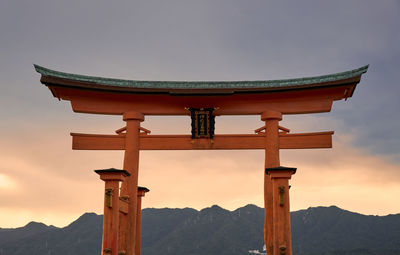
[[35, 64, 368, 255]]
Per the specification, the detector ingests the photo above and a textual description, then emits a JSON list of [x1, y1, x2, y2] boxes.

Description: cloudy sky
[[1, 0, 399, 228]]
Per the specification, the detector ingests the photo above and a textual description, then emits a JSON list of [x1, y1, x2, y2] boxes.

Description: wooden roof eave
[[35, 64, 368, 115], [50, 85, 337, 115]]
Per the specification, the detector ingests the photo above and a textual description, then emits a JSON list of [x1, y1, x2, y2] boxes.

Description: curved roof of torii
[[34, 64, 368, 115], [34, 64, 368, 94]]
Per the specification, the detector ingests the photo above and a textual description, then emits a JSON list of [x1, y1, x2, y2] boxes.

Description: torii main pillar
[[119, 111, 144, 255], [262, 110, 296, 255], [262, 110, 281, 255]]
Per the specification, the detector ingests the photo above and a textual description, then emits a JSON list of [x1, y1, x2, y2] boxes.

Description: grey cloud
[[0, 0, 399, 161]]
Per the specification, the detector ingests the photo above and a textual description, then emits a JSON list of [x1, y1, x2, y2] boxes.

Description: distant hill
[[0, 213, 102, 255], [141, 204, 264, 255], [1, 205, 399, 255], [291, 206, 400, 255]]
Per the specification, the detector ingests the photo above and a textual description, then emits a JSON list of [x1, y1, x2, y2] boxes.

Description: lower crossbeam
[[71, 132, 333, 150]]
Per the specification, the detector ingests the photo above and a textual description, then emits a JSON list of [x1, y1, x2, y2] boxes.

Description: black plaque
[[189, 108, 215, 139]]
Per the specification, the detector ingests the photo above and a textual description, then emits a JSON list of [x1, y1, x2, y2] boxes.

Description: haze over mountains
[[1, 205, 399, 255]]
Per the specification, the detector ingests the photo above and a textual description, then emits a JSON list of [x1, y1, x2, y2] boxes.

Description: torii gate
[[34, 64, 368, 255]]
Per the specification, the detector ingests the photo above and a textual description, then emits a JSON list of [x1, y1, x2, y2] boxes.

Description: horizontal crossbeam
[[71, 131, 333, 150]]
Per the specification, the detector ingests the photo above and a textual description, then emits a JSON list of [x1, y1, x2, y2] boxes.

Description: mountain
[[141, 204, 264, 255], [0, 213, 102, 255], [0, 221, 56, 248], [0, 206, 399, 255], [291, 206, 400, 255]]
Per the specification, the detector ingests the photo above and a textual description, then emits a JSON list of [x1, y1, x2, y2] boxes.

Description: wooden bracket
[[279, 125, 290, 134], [119, 196, 129, 214], [255, 125, 266, 134], [139, 127, 151, 135], [116, 126, 151, 135], [255, 125, 290, 134], [115, 126, 126, 135]]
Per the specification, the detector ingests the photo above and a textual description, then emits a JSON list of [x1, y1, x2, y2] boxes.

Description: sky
[[0, 0, 399, 228]]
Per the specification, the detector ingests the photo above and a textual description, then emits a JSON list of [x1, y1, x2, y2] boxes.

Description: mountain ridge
[[1, 205, 399, 255]]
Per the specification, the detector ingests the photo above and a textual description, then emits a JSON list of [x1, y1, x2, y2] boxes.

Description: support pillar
[[266, 167, 296, 255], [135, 186, 149, 255], [95, 168, 130, 255], [261, 110, 282, 255], [119, 111, 144, 255]]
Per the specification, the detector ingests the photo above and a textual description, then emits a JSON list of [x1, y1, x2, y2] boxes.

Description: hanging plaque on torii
[[34, 64, 368, 255], [189, 108, 216, 139]]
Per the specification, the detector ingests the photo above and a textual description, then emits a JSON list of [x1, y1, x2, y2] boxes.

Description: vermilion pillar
[[135, 186, 149, 255], [95, 168, 130, 255], [119, 111, 144, 255], [261, 110, 282, 255], [266, 167, 296, 255]]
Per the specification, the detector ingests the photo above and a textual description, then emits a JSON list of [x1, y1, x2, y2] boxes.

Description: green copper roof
[[34, 64, 368, 90]]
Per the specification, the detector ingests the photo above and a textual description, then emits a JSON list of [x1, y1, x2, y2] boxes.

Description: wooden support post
[[119, 111, 144, 255], [95, 168, 130, 255], [135, 187, 149, 255], [261, 110, 282, 255], [266, 167, 296, 255]]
